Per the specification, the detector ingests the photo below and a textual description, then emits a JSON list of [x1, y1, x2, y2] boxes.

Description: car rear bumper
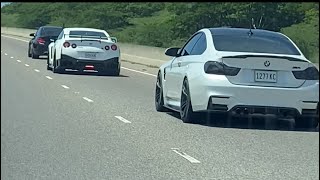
[[33, 44, 48, 55], [59, 54, 119, 71], [190, 75, 319, 118]]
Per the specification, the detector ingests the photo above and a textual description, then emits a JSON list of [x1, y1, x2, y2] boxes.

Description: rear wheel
[[109, 67, 120, 76], [155, 72, 168, 112], [101, 65, 120, 76], [28, 45, 32, 57], [46, 55, 52, 70], [295, 117, 318, 129], [31, 49, 39, 59], [180, 78, 197, 123], [52, 55, 62, 73]]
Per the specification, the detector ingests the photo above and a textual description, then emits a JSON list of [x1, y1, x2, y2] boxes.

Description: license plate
[[84, 52, 97, 59], [254, 70, 277, 83]]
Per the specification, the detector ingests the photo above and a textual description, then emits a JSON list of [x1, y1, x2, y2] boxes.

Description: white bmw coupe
[[155, 27, 319, 128], [47, 28, 120, 76]]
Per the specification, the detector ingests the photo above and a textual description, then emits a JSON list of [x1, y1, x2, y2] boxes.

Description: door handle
[[178, 61, 182, 67]]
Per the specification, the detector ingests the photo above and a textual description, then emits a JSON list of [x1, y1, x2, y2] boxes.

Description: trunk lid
[[66, 38, 119, 60], [219, 53, 309, 88]]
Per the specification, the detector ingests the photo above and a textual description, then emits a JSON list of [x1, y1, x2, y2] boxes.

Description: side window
[[57, 31, 64, 40], [180, 33, 202, 56], [36, 28, 42, 37], [190, 33, 207, 55]]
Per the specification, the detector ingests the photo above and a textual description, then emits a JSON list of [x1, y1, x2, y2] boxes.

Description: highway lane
[[1, 35, 319, 179]]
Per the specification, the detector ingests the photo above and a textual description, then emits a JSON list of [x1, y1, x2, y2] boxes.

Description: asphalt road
[[1, 35, 319, 180]]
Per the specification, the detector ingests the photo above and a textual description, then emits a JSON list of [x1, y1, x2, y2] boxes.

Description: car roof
[[208, 27, 282, 37], [40, 26, 63, 29]]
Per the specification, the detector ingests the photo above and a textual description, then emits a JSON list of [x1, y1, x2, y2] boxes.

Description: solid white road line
[[115, 116, 132, 123], [10, 56, 14, 59], [34, 69, 40, 72], [4, 53, 8, 55], [122, 53, 165, 63], [45, 76, 53, 80], [171, 148, 201, 164], [82, 97, 94, 102], [61, 85, 70, 89], [1, 35, 159, 77], [24, 64, 30, 67], [121, 67, 157, 77], [17, 60, 21, 62], [1, 34, 29, 42]]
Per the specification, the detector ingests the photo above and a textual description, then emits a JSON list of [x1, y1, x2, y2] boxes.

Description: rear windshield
[[212, 34, 301, 55], [69, 31, 107, 39], [41, 27, 63, 37]]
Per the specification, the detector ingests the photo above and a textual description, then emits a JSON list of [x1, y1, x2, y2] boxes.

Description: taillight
[[111, 44, 117, 51], [37, 37, 45, 45], [105, 45, 110, 50], [204, 61, 240, 76], [71, 44, 77, 48], [63, 42, 70, 48], [292, 66, 319, 80]]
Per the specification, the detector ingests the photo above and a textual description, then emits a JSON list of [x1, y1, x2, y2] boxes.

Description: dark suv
[[28, 26, 63, 59]]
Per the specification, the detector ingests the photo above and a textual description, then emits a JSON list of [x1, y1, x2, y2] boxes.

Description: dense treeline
[[1, 2, 319, 62]]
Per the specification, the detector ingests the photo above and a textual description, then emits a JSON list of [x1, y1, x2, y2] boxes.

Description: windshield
[[41, 27, 63, 37], [212, 34, 301, 55]]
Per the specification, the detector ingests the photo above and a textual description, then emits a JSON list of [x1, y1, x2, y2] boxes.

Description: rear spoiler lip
[[221, 55, 308, 62]]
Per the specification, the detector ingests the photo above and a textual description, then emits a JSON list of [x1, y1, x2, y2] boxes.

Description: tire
[[109, 67, 120, 76], [52, 54, 61, 73], [295, 117, 319, 129], [46, 56, 52, 70], [101, 64, 120, 76], [155, 72, 168, 112], [31, 49, 39, 59], [180, 78, 197, 123], [28, 45, 32, 57]]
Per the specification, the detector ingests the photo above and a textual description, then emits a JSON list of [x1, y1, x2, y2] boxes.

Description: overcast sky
[[1, 2, 11, 8]]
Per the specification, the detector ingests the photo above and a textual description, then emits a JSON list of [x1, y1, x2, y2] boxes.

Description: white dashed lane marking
[[4, 53, 8, 55], [82, 97, 94, 102], [61, 85, 70, 89], [24, 64, 30, 67], [115, 116, 132, 123], [45, 76, 53, 80], [171, 148, 201, 164], [10, 56, 14, 59], [17, 60, 21, 62], [34, 69, 40, 72]]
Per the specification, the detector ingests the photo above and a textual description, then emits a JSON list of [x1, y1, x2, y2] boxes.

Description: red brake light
[[105, 45, 110, 50], [37, 37, 45, 45], [111, 44, 117, 51], [63, 42, 70, 48], [71, 44, 77, 48]]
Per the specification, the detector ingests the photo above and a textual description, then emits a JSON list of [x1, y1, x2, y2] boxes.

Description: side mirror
[[110, 37, 117, 43], [165, 47, 180, 57], [29, 33, 35, 37], [50, 39, 55, 42]]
